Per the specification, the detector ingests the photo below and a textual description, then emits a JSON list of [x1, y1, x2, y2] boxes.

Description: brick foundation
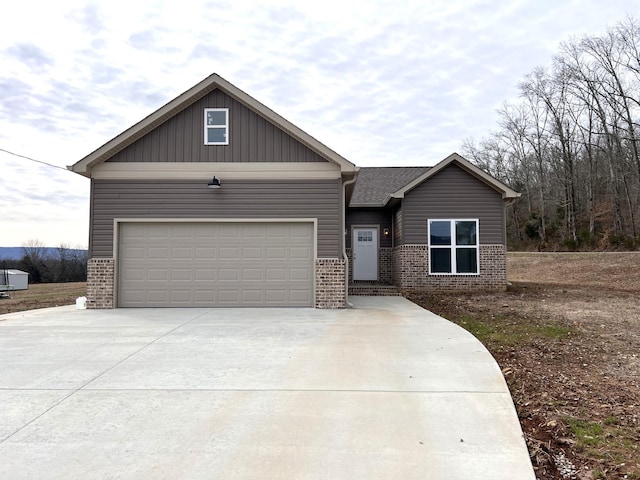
[[315, 258, 347, 308], [393, 244, 507, 291], [87, 258, 115, 309]]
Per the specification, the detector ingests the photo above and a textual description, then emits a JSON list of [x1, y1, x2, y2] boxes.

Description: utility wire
[[0, 147, 69, 172]]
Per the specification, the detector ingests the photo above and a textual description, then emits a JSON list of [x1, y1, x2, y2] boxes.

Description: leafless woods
[[465, 17, 640, 250]]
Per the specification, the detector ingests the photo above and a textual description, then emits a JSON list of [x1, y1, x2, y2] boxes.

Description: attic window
[[204, 108, 229, 145]]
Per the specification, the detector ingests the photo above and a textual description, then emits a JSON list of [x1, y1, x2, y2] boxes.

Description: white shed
[[0, 269, 29, 291]]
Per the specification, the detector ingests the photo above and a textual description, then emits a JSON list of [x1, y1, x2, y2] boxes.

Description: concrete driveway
[[0, 296, 534, 479]]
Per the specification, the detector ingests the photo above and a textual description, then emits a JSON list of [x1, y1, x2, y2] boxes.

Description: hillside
[[0, 247, 87, 260]]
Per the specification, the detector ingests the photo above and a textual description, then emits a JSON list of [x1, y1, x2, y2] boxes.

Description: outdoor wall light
[[207, 176, 221, 189], [383, 228, 390, 237]]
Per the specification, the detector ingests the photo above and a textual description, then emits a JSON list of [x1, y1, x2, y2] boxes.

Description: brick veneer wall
[[393, 244, 507, 291], [346, 247, 393, 284], [315, 258, 346, 308], [87, 258, 115, 309], [379, 248, 392, 284]]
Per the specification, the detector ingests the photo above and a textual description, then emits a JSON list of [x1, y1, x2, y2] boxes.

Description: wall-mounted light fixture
[[207, 176, 221, 189], [383, 228, 390, 237]]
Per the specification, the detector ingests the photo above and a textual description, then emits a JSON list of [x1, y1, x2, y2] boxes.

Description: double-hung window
[[204, 108, 229, 145], [428, 219, 479, 274]]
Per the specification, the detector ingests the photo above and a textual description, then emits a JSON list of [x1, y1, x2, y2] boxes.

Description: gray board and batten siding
[[89, 179, 342, 259], [106, 89, 327, 164], [400, 163, 506, 245]]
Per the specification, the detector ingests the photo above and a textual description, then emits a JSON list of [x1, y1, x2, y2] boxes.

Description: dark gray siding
[[90, 179, 342, 258], [394, 206, 403, 245], [402, 164, 505, 244], [345, 208, 393, 248], [108, 89, 326, 163]]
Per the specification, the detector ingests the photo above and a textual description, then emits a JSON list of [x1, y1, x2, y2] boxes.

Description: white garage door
[[117, 222, 314, 307]]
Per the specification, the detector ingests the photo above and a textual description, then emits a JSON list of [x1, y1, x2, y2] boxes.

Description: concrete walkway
[[0, 296, 534, 479]]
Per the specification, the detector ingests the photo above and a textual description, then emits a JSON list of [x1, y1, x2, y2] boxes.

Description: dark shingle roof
[[349, 166, 431, 206]]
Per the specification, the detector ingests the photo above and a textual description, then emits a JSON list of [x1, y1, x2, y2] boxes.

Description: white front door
[[353, 227, 378, 281]]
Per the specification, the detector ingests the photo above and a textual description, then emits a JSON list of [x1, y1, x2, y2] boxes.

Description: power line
[[0, 147, 69, 172]]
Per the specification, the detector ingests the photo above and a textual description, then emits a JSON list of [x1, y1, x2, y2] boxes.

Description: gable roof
[[349, 153, 520, 207], [69, 73, 358, 177]]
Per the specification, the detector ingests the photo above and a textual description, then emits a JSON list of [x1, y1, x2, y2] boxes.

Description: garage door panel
[[118, 222, 314, 307], [122, 268, 145, 281], [147, 290, 169, 302], [218, 289, 240, 303], [194, 290, 215, 302], [170, 290, 191, 303], [266, 246, 286, 259], [195, 247, 216, 259], [265, 268, 286, 281], [219, 247, 241, 260], [148, 247, 169, 259], [290, 268, 311, 281], [170, 268, 193, 282], [147, 269, 168, 281], [241, 268, 264, 281], [218, 268, 239, 281], [290, 290, 312, 303], [194, 268, 216, 281], [122, 246, 145, 259], [171, 247, 193, 259], [290, 246, 312, 259]]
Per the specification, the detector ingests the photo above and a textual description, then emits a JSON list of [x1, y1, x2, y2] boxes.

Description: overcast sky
[[1, 0, 637, 248]]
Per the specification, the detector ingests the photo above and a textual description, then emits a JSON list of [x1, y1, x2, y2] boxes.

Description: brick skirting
[[87, 258, 115, 309], [393, 244, 507, 291], [315, 258, 346, 308]]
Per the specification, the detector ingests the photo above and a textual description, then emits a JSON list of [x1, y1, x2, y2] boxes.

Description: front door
[[353, 227, 378, 281]]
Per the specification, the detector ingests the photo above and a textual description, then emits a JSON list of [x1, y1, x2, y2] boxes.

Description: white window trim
[[428, 219, 479, 275], [204, 108, 229, 145]]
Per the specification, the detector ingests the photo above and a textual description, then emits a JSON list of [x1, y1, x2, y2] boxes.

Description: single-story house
[[69, 74, 519, 309]]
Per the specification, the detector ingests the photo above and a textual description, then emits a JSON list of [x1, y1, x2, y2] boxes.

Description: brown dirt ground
[[0, 282, 87, 315], [408, 252, 640, 480]]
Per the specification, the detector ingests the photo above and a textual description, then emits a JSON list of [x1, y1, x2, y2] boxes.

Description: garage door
[[117, 222, 314, 307]]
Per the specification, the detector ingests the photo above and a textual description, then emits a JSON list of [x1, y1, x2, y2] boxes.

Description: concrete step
[[348, 284, 402, 296]]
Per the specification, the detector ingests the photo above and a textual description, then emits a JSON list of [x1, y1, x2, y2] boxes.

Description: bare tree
[[468, 17, 640, 249], [20, 239, 49, 283]]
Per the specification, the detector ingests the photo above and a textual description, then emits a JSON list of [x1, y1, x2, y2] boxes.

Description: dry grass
[[0, 282, 87, 315]]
